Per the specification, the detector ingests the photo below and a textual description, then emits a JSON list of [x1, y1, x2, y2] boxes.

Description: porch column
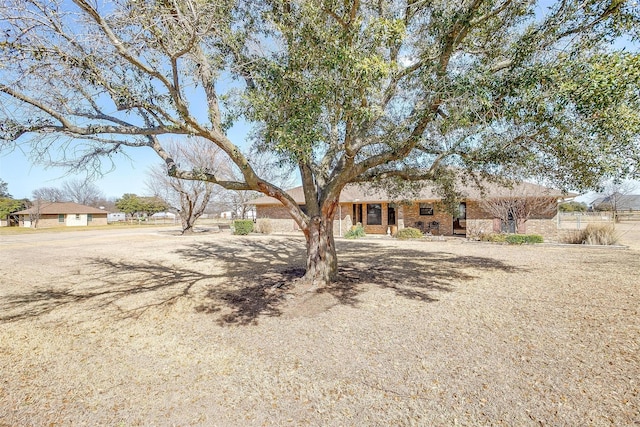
[[397, 205, 405, 230]]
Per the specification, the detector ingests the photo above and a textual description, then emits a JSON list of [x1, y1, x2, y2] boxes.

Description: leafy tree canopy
[[115, 193, 167, 217], [559, 201, 589, 212], [1, 0, 639, 284], [0, 197, 25, 218]]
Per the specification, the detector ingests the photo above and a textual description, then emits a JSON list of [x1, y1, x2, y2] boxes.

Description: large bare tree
[[61, 179, 105, 206], [147, 138, 225, 234], [32, 187, 67, 203], [1, 1, 639, 285]]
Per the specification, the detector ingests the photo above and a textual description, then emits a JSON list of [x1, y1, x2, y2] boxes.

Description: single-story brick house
[[251, 181, 574, 241], [14, 202, 108, 228]]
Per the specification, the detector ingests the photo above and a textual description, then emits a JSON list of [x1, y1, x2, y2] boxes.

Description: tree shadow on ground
[[0, 258, 218, 323], [0, 236, 522, 326], [176, 237, 523, 324], [336, 240, 523, 302]]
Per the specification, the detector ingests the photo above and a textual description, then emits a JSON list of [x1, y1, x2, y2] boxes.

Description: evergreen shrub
[[233, 219, 254, 235]]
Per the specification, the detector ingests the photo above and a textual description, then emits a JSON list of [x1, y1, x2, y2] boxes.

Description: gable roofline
[[13, 202, 107, 215], [250, 180, 574, 206], [593, 194, 640, 210]]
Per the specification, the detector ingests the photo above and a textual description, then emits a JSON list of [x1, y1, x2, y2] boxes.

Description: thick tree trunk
[[303, 215, 338, 286]]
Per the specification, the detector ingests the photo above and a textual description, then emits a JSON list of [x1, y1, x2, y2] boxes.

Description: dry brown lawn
[[1, 223, 639, 426]]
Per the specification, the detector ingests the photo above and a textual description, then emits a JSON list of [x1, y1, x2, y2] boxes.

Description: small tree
[[147, 138, 225, 234], [114, 193, 140, 218], [559, 201, 588, 213], [139, 196, 167, 217], [480, 190, 558, 233], [115, 194, 166, 220], [0, 197, 25, 224]]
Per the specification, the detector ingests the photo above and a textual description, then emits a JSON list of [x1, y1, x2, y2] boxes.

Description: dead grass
[[0, 226, 639, 426]]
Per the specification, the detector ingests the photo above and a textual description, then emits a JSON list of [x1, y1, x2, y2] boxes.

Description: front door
[[453, 202, 467, 235], [387, 205, 396, 225]]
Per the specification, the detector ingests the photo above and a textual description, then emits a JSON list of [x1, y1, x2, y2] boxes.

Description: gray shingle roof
[[14, 202, 107, 215], [251, 180, 572, 205], [593, 194, 640, 211]]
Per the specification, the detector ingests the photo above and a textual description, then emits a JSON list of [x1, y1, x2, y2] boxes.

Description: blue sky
[[0, 143, 159, 200], [0, 124, 251, 200]]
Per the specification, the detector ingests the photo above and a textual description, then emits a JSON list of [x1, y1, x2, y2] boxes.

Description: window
[[88, 214, 93, 222], [58, 214, 64, 223], [366, 203, 382, 225], [75, 214, 80, 220], [419, 203, 434, 216]]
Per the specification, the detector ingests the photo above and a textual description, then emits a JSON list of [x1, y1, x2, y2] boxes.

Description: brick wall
[[22, 214, 108, 228], [257, 198, 561, 240], [467, 199, 560, 241], [256, 203, 353, 236], [401, 201, 453, 236]]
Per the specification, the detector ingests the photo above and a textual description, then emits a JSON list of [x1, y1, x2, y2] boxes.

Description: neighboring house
[[591, 194, 640, 212], [107, 212, 126, 223], [250, 181, 573, 241], [219, 209, 256, 220], [14, 202, 108, 228], [151, 211, 176, 219]]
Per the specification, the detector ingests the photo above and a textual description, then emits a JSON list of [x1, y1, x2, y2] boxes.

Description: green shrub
[[345, 223, 366, 239], [233, 219, 254, 235], [480, 233, 543, 244], [505, 234, 544, 244], [480, 233, 506, 243], [563, 224, 619, 245], [505, 234, 526, 244], [254, 218, 273, 234], [525, 234, 544, 244], [395, 227, 423, 240]]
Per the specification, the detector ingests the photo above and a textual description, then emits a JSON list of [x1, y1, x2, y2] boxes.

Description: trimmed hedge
[[505, 234, 544, 244], [480, 233, 543, 244], [395, 227, 424, 240], [233, 219, 254, 235]]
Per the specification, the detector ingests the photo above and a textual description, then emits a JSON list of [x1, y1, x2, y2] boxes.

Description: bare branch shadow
[[0, 258, 217, 323], [337, 240, 523, 303], [0, 236, 522, 326], [176, 237, 522, 322]]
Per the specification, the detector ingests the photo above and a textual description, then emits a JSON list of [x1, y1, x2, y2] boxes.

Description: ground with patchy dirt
[[1, 223, 639, 426]]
